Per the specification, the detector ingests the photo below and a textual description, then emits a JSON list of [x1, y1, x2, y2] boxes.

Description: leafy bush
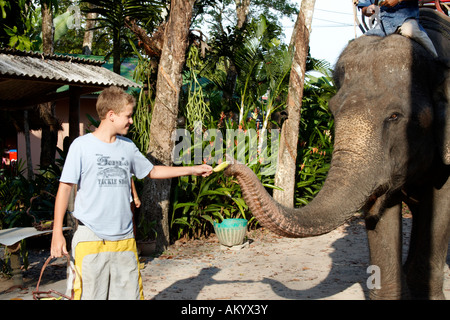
[[295, 74, 335, 206], [0, 162, 61, 229], [170, 116, 279, 239]]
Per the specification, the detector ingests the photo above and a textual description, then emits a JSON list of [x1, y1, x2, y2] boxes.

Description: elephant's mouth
[[361, 185, 390, 215], [361, 183, 404, 229]]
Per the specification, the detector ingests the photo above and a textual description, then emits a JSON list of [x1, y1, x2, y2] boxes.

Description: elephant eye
[[388, 113, 400, 121]]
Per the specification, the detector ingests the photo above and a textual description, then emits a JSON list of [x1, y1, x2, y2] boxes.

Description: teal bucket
[[213, 218, 248, 247]]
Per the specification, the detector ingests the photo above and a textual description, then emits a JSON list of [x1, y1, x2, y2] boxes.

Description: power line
[[285, 18, 354, 28], [312, 24, 355, 28], [315, 8, 354, 16], [313, 17, 353, 26]]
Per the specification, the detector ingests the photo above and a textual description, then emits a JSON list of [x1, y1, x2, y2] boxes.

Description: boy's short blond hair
[[96, 86, 136, 120]]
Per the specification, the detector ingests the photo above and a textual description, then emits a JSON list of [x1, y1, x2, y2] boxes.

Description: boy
[[50, 86, 212, 299], [358, 0, 438, 57]]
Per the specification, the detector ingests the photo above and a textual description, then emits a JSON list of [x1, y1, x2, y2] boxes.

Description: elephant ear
[[434, 59, 450, 165]]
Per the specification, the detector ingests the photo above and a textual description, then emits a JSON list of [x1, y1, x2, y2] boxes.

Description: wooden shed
[[0, 48, 141, 172]]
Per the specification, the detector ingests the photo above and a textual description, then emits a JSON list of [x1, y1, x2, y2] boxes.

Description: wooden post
[[7, 243, 23, 287], [68, 86, 81, 145]]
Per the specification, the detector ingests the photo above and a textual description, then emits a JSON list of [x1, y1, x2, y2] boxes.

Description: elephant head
[[224, 9, 450, 239]]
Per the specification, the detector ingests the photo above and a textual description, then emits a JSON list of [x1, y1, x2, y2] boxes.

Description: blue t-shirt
[[60, 133, 153, 240]]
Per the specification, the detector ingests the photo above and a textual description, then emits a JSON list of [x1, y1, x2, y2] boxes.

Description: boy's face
[[111, 103, 134, 135]]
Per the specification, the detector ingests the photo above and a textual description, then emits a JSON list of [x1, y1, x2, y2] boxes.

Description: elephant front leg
[[365, 197, 408, 299], [404, 183, 450, 300]]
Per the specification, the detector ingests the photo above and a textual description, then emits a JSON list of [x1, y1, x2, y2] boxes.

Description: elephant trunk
[[224, 159, 374, 238], [224, 97, 383, 237]]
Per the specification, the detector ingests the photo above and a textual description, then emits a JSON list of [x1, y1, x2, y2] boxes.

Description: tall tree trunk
[[113, 27, 121, 74], [273, 0, 315, 207], [23, 110, 34, 180], [222, 60, 238, 105], [82, 4, 97, 55], [222, 0, 250, 106], [141, 0, 196, 252], [41, 2, 54, 55], [39, 1, 58, 170], [235, 0, 250, 29]]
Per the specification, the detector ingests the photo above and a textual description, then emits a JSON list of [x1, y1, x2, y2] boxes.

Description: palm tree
[[232, 14, 291, 155], [196, 0, 298, 109], [81, 0, 164, 74], [200, 14, 285, 113]]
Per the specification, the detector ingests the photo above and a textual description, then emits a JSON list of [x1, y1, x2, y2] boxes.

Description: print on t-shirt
[[96, 155, 130, 187]]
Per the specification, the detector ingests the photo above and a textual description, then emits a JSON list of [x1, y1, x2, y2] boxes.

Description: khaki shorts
[[71, 226, 144, 300]]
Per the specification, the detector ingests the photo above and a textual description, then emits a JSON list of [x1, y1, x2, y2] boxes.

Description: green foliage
[[170, 126, 277, 239], [171, 167, 249, 239], [199, 15, 291, 125], [192, 0, 299, 30], [128, 39, 154, 153], [295, 73, 336, 206], [81, 0, 165, 64], [183, 46, 212, 131], [81, 0, 165, 34], [0, 0, 41, 50], [234, 15, 291, 124], [130, 87, 153, 154], [0, 161, 62, 229]]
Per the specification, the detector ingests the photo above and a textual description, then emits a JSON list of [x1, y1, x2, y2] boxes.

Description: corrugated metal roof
[[0, 48, 141, 109]]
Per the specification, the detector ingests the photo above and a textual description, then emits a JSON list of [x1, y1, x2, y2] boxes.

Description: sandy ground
[[1, 215, 449, 301]]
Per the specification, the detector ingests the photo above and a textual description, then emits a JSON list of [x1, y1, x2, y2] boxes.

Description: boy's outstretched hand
[[192, 164, 213, 177], [149, 164, 212, 179]]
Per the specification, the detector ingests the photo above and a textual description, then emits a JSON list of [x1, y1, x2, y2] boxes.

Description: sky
[[283, 0, 365, 67]]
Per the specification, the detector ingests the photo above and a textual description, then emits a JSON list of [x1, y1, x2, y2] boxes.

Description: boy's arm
[[148, 164, 212, 179], [131, 178, 141, 208], [50, 182, 74, 258]]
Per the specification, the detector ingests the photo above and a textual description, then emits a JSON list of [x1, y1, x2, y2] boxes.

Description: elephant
[[224, 9, 450, 300]]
